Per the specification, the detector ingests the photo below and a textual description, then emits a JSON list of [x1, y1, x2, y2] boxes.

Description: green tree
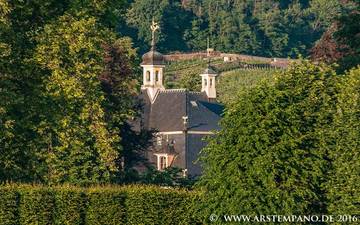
[[307, 0, 342, 31], [325, 67, 360, 215], [0, 0, 10, 57], [310, 0, 359, 71], [256, 2, 289, 56], [33, 15, 120, 185], [197, 61, 339, 221], [0, 0, 136, 184], [126, 0, 193, 52], [184, 18, 208, 51]]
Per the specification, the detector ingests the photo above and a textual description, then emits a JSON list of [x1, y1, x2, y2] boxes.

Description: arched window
[[210, 78, 213, 87], [159, 156, 167, 170], [155, 71, 159, 82], [146, 71, 150, 82]]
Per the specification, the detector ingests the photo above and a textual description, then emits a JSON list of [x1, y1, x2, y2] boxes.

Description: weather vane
[[150, 18, 160, 50]]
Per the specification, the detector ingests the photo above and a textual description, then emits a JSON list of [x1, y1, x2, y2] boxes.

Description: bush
[[0, 184, 198, 224], [53, 186, 85, 225], [198, 61, 340, 219], [18, 185, 55, 225], [86, 186, 126, 225], [125, 186, 195, 224], [0, 184, 19, 225]]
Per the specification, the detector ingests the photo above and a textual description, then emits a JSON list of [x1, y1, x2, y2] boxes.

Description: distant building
[[137, 22, 223, 177]]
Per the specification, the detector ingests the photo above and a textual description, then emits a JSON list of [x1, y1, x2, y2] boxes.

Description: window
[[190, 101, 198, 107], [159, 156, 167, 171], [204, 78, 207, 86], [182, 169, 188, 177], [157, 135, 162, 146], [155, 71, 159, 82], [155, 154, 168, 171], [146, 71, 150, 81], [210, 78, 213, 87]]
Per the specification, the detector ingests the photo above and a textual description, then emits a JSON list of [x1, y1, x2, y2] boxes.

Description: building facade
[[137, 22, 223, 177]]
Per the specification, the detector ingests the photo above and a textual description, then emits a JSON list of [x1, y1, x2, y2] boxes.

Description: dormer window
[[154, 154, 168, 171], [190, 101, 198, 107], [146, 71, 151, 81], [159, 156, 167, 170]]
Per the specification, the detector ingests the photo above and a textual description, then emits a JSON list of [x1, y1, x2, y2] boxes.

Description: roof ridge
[[159, 89, 187, 93], [188, 91, 202, 94]]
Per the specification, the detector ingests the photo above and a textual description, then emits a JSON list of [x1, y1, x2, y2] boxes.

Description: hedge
[[0, 184, 200, 225]]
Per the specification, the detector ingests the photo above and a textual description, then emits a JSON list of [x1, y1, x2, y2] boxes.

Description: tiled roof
[[140, 89, 223, 132]]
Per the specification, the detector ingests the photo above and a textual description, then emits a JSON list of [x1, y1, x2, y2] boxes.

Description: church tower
[[141, 20, 165, 101], [200, 62, 217, 100]]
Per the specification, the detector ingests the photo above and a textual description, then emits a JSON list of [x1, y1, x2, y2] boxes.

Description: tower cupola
[[200, 62, 217, 99], [141, 20, 165, 101]]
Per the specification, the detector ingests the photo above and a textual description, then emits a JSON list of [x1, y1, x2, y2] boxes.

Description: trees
[[335, 0, 360, 70], [126, 0, 193, 52], [325, 67, 360, 215], [33, 15, 120, 185], [197, 61, 339, 218], [123, 0, 350, 57], [0, 0, 139, 185], [0, 0, 10, 57], [255, 2, 289, 56], [311, 0, 359, 71]]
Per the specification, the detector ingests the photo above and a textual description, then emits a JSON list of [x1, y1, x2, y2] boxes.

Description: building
[[137, 21, 224, 177]]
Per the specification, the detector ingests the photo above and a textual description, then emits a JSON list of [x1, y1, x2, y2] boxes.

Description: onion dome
[[141, 49, 165, 65]]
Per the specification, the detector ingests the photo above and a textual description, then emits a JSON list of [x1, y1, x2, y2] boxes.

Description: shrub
[[53, 186, 85, 225], [0, 184, 197, 224], [198, 61, 339, 219], [125, 185, 195, 225], [18, 185, 55, 225], [86, 186, 126, 225], [0, 184, 19, 225]]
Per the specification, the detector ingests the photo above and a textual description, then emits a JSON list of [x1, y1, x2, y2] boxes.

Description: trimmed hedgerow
[[18, 185, 55, 225], [125, 186, 195, 225], [0, 184, 199, 225], [53, 186, 85, 225], [86, 186, 126, 225], [0, 184, 19, 225]]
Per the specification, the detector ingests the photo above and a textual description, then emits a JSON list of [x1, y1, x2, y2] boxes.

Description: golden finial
[[150, 18, 160, 50]]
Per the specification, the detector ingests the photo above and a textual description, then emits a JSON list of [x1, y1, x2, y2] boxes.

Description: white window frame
[[154, 153, 168, 171], [156, 135, 162, 146]]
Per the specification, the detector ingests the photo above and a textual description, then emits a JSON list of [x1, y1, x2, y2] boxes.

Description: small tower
[[141, 20, 165, 101], [200, 60, 217, 100]]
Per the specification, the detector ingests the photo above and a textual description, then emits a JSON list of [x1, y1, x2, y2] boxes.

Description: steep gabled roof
[[140, 89, 224, 132]]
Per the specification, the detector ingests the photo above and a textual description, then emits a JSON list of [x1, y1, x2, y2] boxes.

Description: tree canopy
[[197, 61, 360, 220], [0, 0, 139, 185], [125, 0, 354, 57]]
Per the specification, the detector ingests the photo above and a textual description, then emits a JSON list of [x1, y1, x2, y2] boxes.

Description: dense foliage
[[325, 67, 360, 215], [125, 0, 354, 57], [197, 61, 360, 222], [0, 184, 199, 225], [311, 0, 359, 71], [0, 0, 140, 185]]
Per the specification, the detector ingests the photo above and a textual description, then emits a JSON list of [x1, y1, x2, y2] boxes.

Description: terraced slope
[[164, 58, 280, 105]]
